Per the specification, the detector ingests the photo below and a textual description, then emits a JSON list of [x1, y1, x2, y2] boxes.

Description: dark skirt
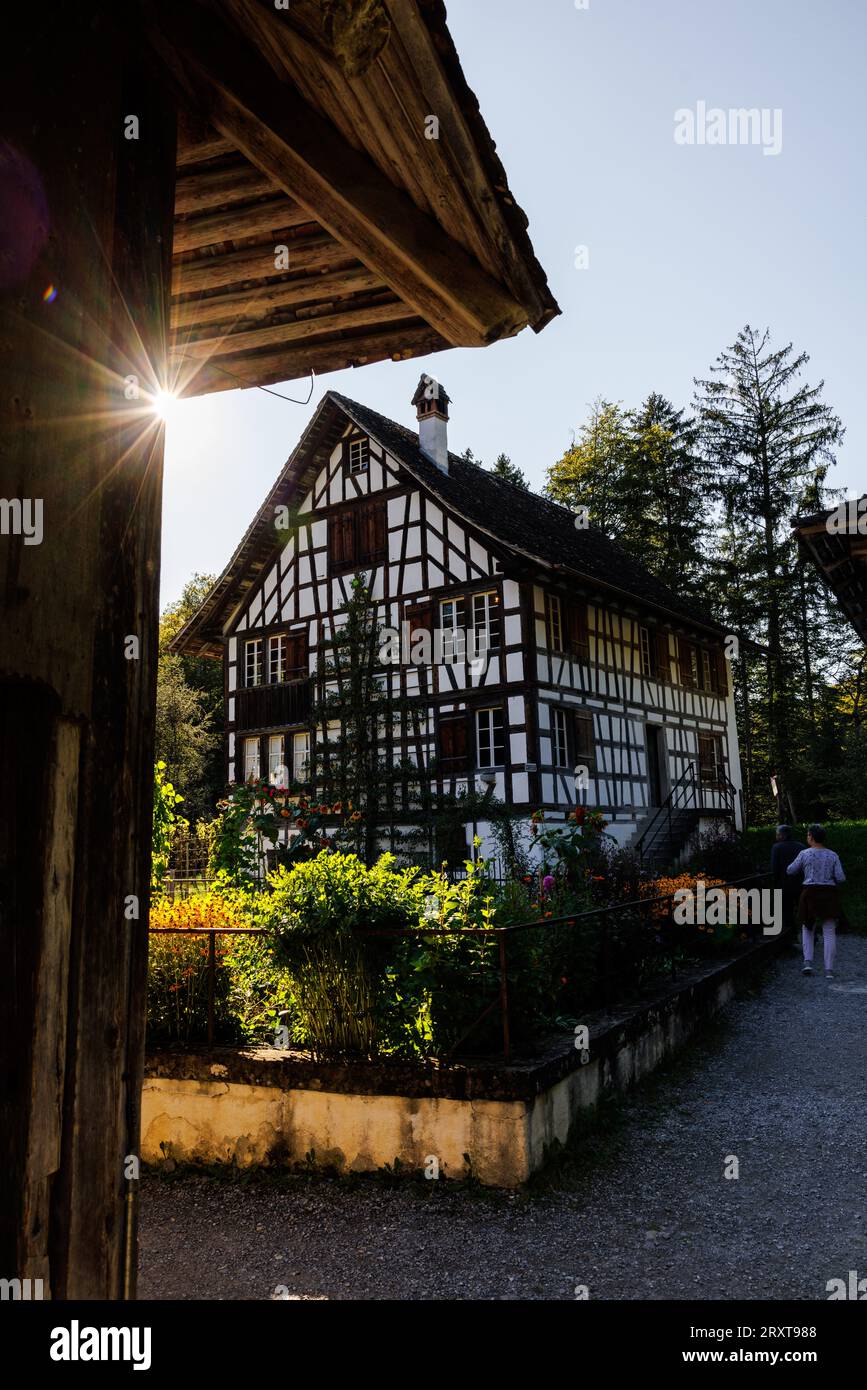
[[799, 884, 843, 926]]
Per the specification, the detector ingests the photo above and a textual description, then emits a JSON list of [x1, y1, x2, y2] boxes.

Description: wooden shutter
[[285, 631, 308, 677], [405, 601, 434, 636], [571, 710, 595, 771], [438, 713, 469, 772], [678, 637, 694, 688], [328, 510, 356, 567], [698, 733, 715, 785], [715, 648, 729, 697], [566, 600, 590, 660], [359, 501, 386, 561], [655, 630, 671, 681]]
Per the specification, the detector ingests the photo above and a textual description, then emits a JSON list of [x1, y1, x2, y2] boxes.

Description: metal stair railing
[[635, 764, 739, 866], [634, 762, 699, 865]]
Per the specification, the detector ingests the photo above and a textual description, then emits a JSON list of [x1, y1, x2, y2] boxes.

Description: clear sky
[[161, 0, 865, 606]]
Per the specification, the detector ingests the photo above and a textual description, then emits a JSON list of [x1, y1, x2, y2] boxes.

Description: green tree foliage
[[694, 325, 844, 821], [152, 762, 185, 891], [489, 451, 529, 489], [461, 446, 529, 489], [545, 398, 632, 535], [156, 573, 222, 822]]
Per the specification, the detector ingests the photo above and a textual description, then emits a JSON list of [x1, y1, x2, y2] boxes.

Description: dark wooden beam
[[175, 321, 446, 396], [179, 297, 412, 358], [173, 196, 315, 252], [149, 2, 528, 348], [0, 9, 176, 1297], [170, 264, 385, 329], [172, 233, 350, 295], [175, 160, 275, 214]]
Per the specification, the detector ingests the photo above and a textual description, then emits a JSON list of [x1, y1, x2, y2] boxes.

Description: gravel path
[[139, 938, 867, 1300]]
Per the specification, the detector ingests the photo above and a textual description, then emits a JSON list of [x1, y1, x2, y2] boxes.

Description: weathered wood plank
[[179, 296, 412, 357], [176, 321, 446, 395], [173, 196, 314, 252], [170, 264, 384, 328], [172, 233, 349, 295], [0, 12, 176, 1298], [175, 160, 275, 213]]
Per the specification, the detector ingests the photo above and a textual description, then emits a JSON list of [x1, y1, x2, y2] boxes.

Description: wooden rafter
[[170, 264, 385, 329], [150, 2, 529, 349]]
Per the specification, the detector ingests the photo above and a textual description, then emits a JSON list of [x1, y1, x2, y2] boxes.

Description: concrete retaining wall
[[142, 934, 784, 1187]]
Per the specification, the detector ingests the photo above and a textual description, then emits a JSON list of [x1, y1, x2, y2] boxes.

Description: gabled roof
[[793, 499, 867, 642], [171, 390, 728, 657]]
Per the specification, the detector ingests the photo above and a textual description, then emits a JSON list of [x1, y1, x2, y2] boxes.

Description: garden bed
[[142, 927, 790, 1187]]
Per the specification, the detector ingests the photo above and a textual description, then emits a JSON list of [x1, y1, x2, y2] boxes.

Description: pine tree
[[620, 393, 708, 592], [694, 325, 843, 820], [488, 452, 529, 489]]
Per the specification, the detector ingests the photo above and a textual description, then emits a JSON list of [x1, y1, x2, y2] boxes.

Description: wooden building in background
[[0, 0, 556, 1298]]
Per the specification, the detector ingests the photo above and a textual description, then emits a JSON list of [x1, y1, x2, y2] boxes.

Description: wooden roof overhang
[[794, 499, 867, 643], [147, 0, 559, 399]]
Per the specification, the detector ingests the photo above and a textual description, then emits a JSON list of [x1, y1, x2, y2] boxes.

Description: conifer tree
[[694, 325, 843, 819]]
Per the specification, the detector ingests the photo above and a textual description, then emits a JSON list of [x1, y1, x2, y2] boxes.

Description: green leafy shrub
[[250, 852, 430, 1059]]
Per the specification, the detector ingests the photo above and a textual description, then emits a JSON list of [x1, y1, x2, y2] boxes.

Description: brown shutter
[[328, 510, 356, 567], [715, 648, 729, 697], [698, 733, 715, 785], [359, 501, 386, 561], [566, 600, 590, 660], [405, 602, 434, 636], [655, 630, 671, 681], [572, 710, 595, 771], [678, 637, 694, 687], [285, 632, 308, 677], [438, 713, 469, 772]]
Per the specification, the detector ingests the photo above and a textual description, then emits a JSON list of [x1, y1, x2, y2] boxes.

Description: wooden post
[[0, 9, 176, 1298]]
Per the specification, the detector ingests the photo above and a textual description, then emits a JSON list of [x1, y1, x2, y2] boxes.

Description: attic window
[[348, 438, 369, 475]]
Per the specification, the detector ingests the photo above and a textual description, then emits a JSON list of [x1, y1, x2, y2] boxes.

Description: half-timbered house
[[174, 381, 744, 866]]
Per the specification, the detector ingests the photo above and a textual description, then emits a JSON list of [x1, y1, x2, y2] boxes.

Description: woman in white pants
[[786, 825, 846, 979]]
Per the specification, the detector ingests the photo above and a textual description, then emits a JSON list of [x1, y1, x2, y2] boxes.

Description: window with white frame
[[293, 731, 310, 783], [268, 735, 286, 787], [546, 593, 564, 653], [268, 634, 287, 685], [475, 706, 505, 768], [472, 590, 500, 651], [439, 596, 466, 660], [348, 438, 369, 475], [243, 737, 260, 783], [245, 638, 263, 687], [552, 708, 569, 767]]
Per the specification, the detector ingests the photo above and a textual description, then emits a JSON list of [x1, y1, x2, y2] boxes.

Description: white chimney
[[412, 374, 450, 473]]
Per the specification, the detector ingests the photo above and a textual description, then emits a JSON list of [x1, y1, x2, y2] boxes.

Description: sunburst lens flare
[[153, 387, 178, 422]]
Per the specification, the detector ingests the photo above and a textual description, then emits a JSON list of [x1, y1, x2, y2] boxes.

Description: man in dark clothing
[[772, 824, 805, 934]]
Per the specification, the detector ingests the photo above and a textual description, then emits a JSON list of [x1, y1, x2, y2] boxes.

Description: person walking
[[771, 824, 805, 935], [786, 824, 846, 978]]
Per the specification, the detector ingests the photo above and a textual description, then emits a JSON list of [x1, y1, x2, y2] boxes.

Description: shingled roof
[[171, 389, 728, 656]]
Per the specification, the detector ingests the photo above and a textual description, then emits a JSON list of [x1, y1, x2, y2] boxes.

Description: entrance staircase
[[633, 763, 737, 870]]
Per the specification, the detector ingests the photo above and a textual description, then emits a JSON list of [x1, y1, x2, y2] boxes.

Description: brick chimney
[[412, 374, 450, 473]]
